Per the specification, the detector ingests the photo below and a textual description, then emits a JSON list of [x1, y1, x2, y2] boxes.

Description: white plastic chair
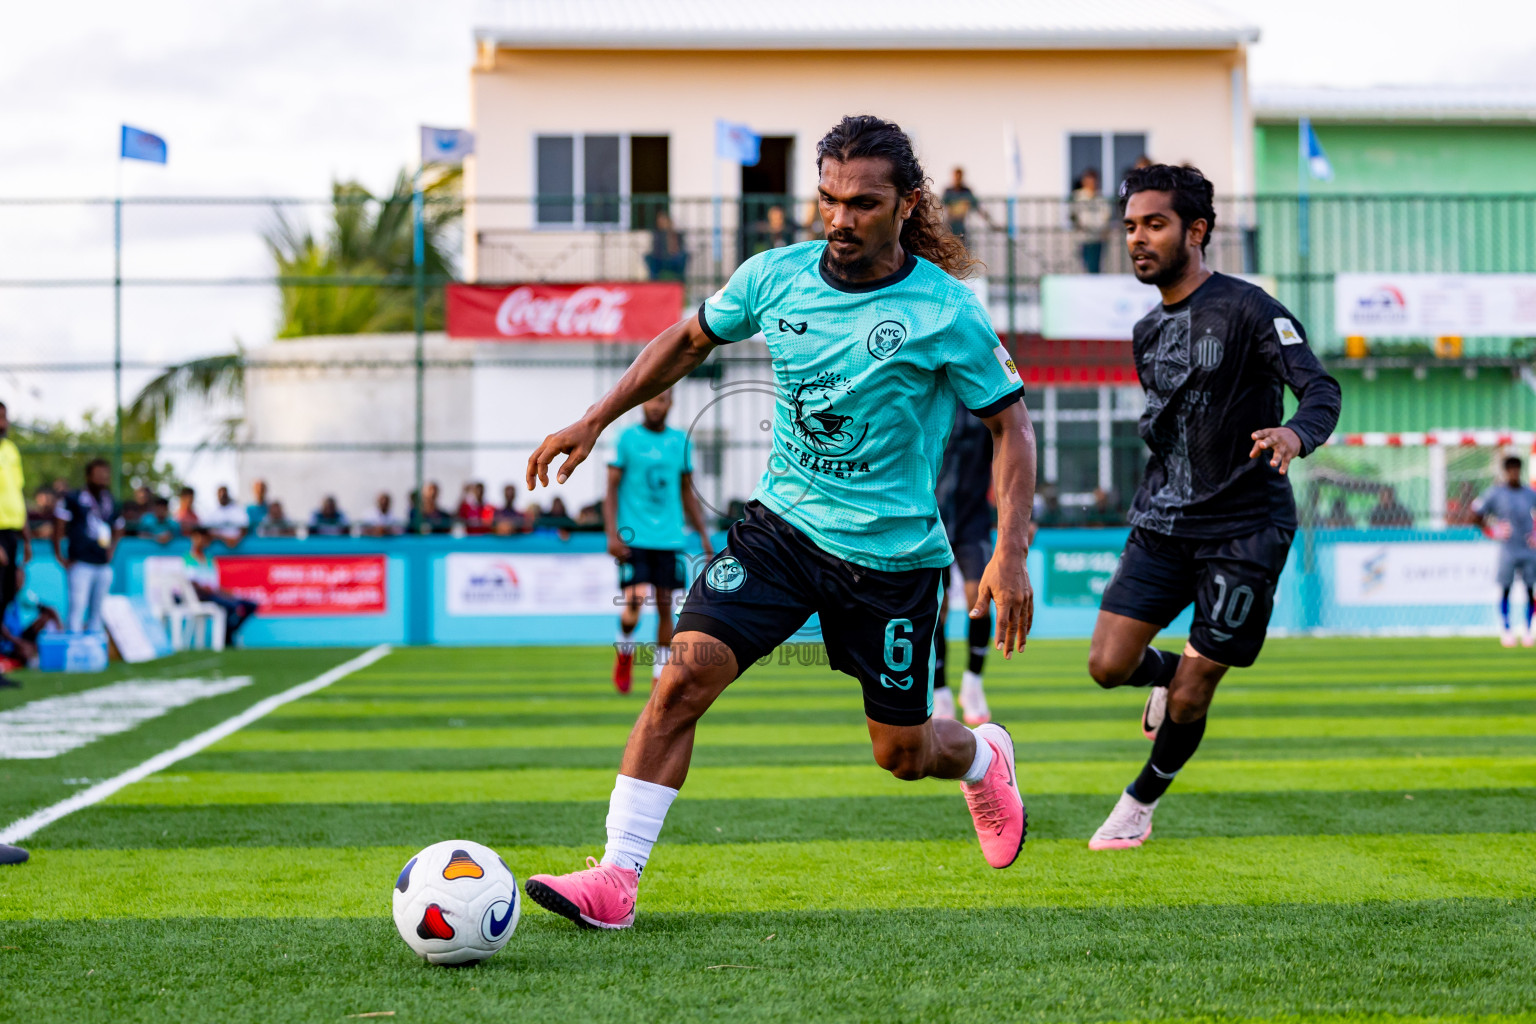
[[142, 556, 226, 652]]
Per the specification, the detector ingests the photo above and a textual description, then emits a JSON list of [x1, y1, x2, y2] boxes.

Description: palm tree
[[128, 165, 461, 439]]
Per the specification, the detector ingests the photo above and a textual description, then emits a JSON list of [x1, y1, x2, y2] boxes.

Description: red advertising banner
[[215, 555, 387, 617], [446, 281, 684, 342]]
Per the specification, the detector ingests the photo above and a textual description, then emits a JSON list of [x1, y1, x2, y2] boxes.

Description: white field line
[[0, 644, 392, 845]]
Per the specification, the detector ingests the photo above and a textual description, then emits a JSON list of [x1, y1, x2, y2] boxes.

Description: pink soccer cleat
[[1089, 790, 1157, 850], [962, 723, 1027, 868], [525, 857, 638, 930]]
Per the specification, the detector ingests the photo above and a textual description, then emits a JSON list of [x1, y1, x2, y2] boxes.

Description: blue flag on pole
[[715, 119, 761, 167], [120, 125, 167, 164], [420, 126, 475, 165], [1301, 118, 1333, 181]]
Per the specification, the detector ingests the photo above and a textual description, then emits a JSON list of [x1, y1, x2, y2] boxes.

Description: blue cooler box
[[37, 632, 110, 673]]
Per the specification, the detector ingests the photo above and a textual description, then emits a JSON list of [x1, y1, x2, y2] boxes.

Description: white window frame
[[1038, 385, 1144, 506], [532, 132, 635, 231], [1064, 131, 1150, 198]]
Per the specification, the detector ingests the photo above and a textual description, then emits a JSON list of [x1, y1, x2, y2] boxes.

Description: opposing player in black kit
[[1085, 165, 1342, 849], [933, 406, 997, 724]]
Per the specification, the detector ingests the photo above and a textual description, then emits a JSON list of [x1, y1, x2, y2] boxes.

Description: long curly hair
[[815, 115, 979, 279]]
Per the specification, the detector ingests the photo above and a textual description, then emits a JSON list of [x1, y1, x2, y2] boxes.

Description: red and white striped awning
[[1326, 430, 1536, 448]]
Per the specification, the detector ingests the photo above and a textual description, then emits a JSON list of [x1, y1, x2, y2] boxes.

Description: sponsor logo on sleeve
[[992, 344, 1022, 383], [1274, 318, 1303, 346]]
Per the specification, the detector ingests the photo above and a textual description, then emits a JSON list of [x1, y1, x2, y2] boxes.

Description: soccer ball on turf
[[392, 839, 520, 965]]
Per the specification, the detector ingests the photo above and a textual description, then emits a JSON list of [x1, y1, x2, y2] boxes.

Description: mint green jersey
[[701, 241, 1024, 570], [610, 422, 693, 550]]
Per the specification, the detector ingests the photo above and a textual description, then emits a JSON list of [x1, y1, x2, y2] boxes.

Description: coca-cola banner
[[446, 282, 685, 342]]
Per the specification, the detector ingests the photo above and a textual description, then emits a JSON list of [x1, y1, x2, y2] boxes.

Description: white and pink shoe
[[962, 723, 1027, 868], [525, 857, 639, 930], [1089, 790, 1157, 850]]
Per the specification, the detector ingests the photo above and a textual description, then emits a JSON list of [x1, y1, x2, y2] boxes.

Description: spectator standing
[[1070, 169, 1113, 274], [941, 167, 993, 249], [409, 481, 453, 534], [52, 457, 123, 634], [256, 502, 296, 538], [644, 211, 688, 282], [174, 487, 199, 535], [0, 401, 32, 688], [183, 526, 258, 643], [246, 479, 270, 530], [309, 496, 349, 537], [135, 497, 177, 544], [801, 197, 826, 241], [205, 485, 248, 546], [750, 204, 796, 254], [1083, 487, 1122, 526], [361, 493, 404, 537], [457, 482, 495, 534]]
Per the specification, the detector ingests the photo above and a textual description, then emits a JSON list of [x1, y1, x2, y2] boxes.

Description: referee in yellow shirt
[[0, 401, 32, 689], [0, 400, 33, 864]]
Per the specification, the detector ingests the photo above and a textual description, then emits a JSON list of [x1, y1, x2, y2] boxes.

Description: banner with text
[[1041, 275, 1276, 340], [1045, 548, 1121, 607], [445, 553, 630, 616], [1331, 542, 1498, 607], [1335, 274, 1536, 337], [446, 282, 685, 342], [216, 555, 388, 616]]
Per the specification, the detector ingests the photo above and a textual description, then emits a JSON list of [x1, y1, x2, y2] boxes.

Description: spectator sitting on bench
[[0, 564, 62, 670], [135, 496, 177, 544], [183, 526, 258, 642]]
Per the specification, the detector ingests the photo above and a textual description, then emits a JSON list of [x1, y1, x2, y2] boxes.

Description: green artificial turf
[[1, 636, 1533, 1023]]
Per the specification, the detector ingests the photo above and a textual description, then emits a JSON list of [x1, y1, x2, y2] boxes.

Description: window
[[1038, 385, 1145, 510], [1067, 132, 1148, 193], [534, 133, 671, 228]]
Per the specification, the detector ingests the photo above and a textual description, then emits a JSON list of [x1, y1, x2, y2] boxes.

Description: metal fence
[[3, 191, 1535, 532]]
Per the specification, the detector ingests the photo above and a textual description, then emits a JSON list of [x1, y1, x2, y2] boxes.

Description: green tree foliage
[[267, 167, 461, 337], [127, 165, 461, 442], [12, 411, 180, 498]]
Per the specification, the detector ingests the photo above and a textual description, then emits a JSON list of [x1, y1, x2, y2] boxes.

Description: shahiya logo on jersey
[[866, 320, 907, 360], [790, 372, 869, 457]]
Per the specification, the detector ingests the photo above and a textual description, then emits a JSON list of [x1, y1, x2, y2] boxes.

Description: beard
[[822, 230, 876, 278], [1132, 237, 1192, 288]]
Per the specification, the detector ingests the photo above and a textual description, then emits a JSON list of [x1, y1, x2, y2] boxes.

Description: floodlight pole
[[412, 166, 426, 502]]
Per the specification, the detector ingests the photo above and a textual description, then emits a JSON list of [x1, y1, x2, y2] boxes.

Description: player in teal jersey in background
[[605, 389, 715, 693], [524, 115, 1037, 931]]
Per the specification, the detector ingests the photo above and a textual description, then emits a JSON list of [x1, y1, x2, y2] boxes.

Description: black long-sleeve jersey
[[936, 406, 995, 546], [1128, 272, 1342, 538]]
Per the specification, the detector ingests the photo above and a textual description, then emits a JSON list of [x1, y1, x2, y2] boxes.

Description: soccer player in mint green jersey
[[524, 115, 1038, 930], [605, 389, 715, 694]]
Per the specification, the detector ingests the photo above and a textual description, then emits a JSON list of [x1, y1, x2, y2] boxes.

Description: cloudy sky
[[0, 0, 1531, 493]]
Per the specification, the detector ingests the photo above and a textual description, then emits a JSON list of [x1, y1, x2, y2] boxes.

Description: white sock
[[601, 774, 679, 875], [616, 624, 635, 654], [960, 728, 995, 785], [962, 670, 984, 690]]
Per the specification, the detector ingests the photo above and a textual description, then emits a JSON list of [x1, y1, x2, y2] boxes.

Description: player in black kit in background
[[933, 406, 997, 724], [1085, 165, 1342, 850]]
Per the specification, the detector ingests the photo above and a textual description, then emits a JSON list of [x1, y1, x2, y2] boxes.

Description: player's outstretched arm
[[526, 313, 718, 489], [973, 400, 1037, 658]]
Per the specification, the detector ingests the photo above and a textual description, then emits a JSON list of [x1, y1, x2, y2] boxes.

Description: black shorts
[[677, 501, 946, 726], [949, 536, 993, 582], [619, 547, 684, 591], [1098, 524, 1294, 668]]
